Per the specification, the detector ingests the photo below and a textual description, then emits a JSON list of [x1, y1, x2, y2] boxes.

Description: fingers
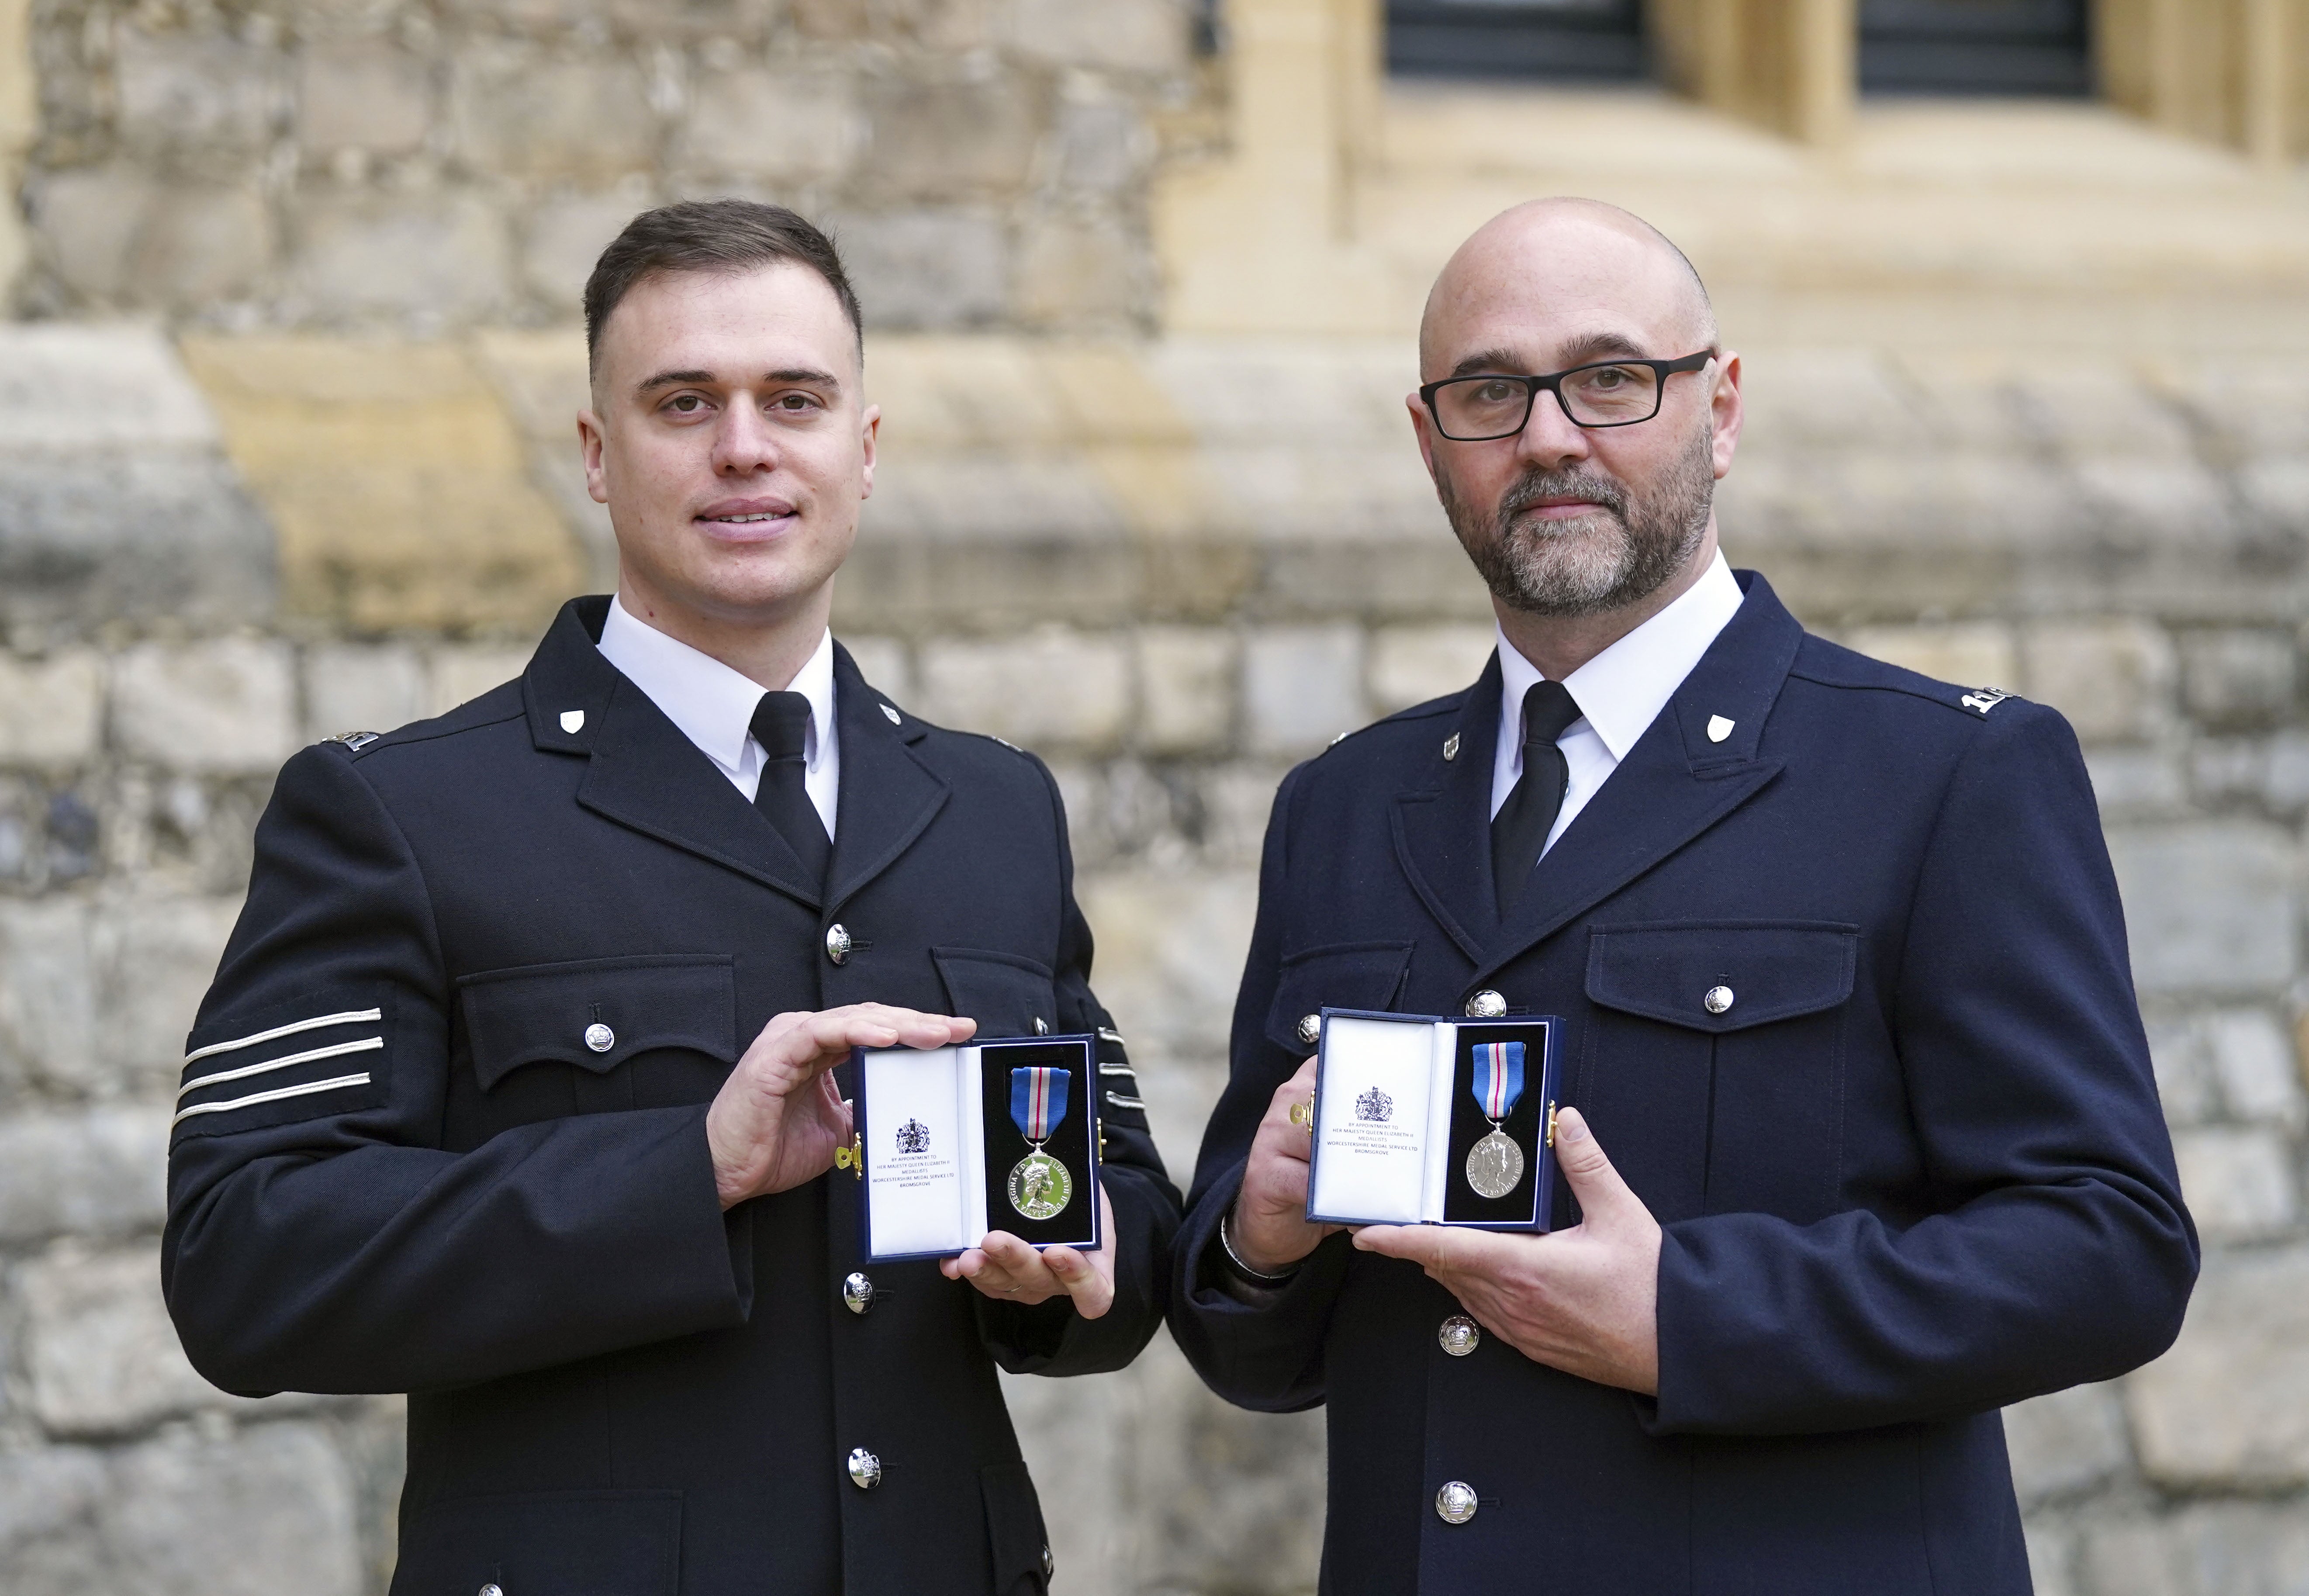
[[1550, 1107, 1646, 1228], [1040, 1245, 1113, 1318]]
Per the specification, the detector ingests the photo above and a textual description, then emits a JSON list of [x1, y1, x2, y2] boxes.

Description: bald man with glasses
[[1168, 198, 2195, 1594]]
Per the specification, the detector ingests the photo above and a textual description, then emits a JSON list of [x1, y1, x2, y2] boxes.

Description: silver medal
[[1007, 1149, 1074, 1220], [1464, 1127, 1525, 1199]]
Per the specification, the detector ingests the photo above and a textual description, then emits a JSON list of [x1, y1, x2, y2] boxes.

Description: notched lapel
[[1391, 655, 1502, 964], [824, 645, 950, 917], [577, 674, 828, 909], [1476, 573, 1805, 982]]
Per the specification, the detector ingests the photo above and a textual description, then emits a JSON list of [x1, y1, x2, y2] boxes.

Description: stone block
[[0, 449, 274, 632], [1015, 210, 1143, 329], [1052, 98, 1148, 194], [674, 70, 862, 182], [520, 183, 653, 312], [837, 635, 914, 705], [2180, 630, 2298, 732], [2171, 1126, 2297, 1240], [831, 208, 1008, 331], [0, 1104, 170, 1244], [304, 643, 428, 742], [288, 191, 512, 321], [2082, 1504, 2309, 1596], [0, 1445, 109, 1596], [181, 338, 582, 632], [0, 651, 102, 766], [2129, 1244, 2309, 1488], [2002, 1382, 2131, 1506], [21, 1244, 229, 1436], [450, 51, 656, 180], [1005, 0, 1188, 70], [2206, 1009, 2305, 1127], [115, 29, 281, 156], [1136, 628, 1235, 753], [1193, 760, 1295, 871], [2084, 747, 2188, 815], [296, 43, 432, 158], [2022, 1519, 2078, 1596], [1245, 625, 1366, 755], [1846, 622, 2018, 693], [91, 894, 241, 1094], [2106, 824, 2298, 996], [2144, 1012, 2220, 1126], [2021, 619, 2175, 744], [103, 1424, 363, 1596], [0, 898, 97, 1095], [0, 324, 219, 451], [916, 629, 1130, 751], [2266, 732, 2309, 811], [861, 75, 1041, 198], [1077, 870, 1259, 1056], [428, 644, 536, 717], [30, 167, 273, 310], [1369, 623, 1493, 714], [112, 639, 297, 774]]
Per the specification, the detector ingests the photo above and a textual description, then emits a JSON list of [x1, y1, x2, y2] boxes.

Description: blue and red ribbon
[[1471, 1040, 1524, 1122], [1009, 1066, 1070, 1143]]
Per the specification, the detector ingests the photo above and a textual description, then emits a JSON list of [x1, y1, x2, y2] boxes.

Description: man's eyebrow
[[632, 367, 845, 397], [634, 368, 716, 396], [1448, 348, 1525, 380], [1444, 332, 1656, 382]]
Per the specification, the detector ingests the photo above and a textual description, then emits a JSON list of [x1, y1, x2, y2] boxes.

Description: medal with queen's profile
[[1006, 1065, 1075, 1220], [1463, 1039, 1528, 1199]]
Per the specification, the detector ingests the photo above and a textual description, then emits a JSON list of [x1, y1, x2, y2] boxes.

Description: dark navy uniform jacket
[[163, 596, 1180, 1596], [1170, 573, 2195, 1595]]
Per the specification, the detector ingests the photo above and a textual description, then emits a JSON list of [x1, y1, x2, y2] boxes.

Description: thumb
[[1552, 1106, 1642, 1225]]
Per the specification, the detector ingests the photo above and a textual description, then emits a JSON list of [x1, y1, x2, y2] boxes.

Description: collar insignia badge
[[1706, 715, 1735, 743], [560, 710, 585, 734]]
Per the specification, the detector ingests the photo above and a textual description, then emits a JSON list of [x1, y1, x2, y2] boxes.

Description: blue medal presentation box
[[852, 1033, 1103, 1262], [1306, 1008, 1563, 1230]]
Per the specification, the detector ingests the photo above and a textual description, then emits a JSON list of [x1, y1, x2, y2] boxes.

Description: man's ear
[[578, 408, 610, 506], [1406, 391, 1441, 483], [859, 404, 880, 500], [1708, 352, 1744, 481]]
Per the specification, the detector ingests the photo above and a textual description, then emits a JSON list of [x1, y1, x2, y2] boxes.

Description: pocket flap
[[1585, 921, 1857, 1034], [1265, 941, 1415, 1052], [933, 947, 1058, 1040], [458, 955, 737, 1092], [392, 1489, 681, 1596]]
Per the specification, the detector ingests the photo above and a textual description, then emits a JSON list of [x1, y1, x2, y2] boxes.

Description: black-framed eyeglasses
[[1420, 350, 1717, 440]]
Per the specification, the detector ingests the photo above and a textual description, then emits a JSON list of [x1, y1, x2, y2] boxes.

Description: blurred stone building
[[1, 1, 2307, 1592]]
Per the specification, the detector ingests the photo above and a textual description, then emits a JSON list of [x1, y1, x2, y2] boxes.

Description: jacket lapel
[[526, 597, 828, 909], [823, 643, 950, 919], [1471, 572, 1802, 985], [1391, 653, 1505, 966]]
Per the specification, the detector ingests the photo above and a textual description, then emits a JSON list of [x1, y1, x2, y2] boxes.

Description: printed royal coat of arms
[[1355, 1087, 1393, 1123], [895, 1118, 931, 1155]]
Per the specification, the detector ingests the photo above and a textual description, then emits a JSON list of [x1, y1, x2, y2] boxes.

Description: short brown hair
[[583, 200, 863, 376]]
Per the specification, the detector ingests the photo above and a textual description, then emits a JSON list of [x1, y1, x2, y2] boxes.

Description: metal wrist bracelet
[[1219, 1205, 1301, 1284]]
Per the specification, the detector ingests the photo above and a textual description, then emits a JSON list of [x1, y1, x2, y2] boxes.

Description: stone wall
[[14, 0, 1194, 332]]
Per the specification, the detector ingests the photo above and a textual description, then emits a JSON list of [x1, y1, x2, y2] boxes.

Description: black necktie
[[749, 691, 830, 884], [1491, 680, 1583, 914]]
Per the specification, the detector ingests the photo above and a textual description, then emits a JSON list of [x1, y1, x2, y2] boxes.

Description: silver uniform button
[[847, 1447, 882, 1489], [1033, 1016, 1049, 1035], [843, 1272, 875, 1314], [1438, 1315, 1480, 1357], [479, 1586, 504, 1596], [1465, 990, 1507, 1019], [584, 1022, 615, 1054], [825, 924, 853, 965], [1436, 1480, 1478, 1524], [1704, 985, 1735, 1016], [1042, 1545, 1055, 1580], [1296, 1013, 1321, 1047]]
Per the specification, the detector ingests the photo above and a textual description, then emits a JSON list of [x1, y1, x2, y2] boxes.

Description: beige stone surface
[[111, 640, 297, 775], [916, 629, 1132, 751], [2172, 1126, 2299, 1240], [103, 1424, 364, 1596], [428, 644, 539, 717], [180, 338, 584, 634], [304, 644, 429, 743], [1369, 623, 1492, 713], [2129, 1245, 2309, 1487], [297, 43, 432, 158], [21, 1243, 249, 1436], [2107, 824, 2301, 996], [2022, 618, 2177, 744], [1245, 626, 1367, 755], [675, 69, 863, 183], [1136, 627, 1237, 753], [2003, 1382, 2132, 1507], [0, 651, 102, 766], [1843, 623, 2019, 694]]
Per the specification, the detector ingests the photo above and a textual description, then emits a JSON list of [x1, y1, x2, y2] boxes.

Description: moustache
[[1497, 469, 1628, 527]]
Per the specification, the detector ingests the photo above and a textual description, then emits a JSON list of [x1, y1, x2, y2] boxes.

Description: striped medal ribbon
[[1465, 1040, 1528, 1200], [1006, 1065, 1075, 1221]]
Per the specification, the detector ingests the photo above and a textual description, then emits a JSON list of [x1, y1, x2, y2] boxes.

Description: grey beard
[[1439, 420, 1716, 618]]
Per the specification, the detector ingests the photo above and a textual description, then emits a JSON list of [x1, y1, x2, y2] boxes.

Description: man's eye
[[1472, 380, 1520, 404], [667, 395, 705, 414], [774, 393, 821, 411]]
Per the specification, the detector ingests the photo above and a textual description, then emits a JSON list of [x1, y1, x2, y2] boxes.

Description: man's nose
[[1514, 387, 1591, 470], [712, 399, 781, 473]]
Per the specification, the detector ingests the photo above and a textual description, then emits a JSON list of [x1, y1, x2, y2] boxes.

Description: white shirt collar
[[1497, 550, 1745, 762], [596, 594, 836, 781]]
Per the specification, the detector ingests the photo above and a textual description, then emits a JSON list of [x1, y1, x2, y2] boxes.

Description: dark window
[[1387, 0, 1647, 83], [1860, 0, 2093, 96]]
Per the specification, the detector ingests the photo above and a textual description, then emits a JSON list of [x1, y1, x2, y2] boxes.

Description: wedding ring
[[1288, 1099, 1313, 1130]]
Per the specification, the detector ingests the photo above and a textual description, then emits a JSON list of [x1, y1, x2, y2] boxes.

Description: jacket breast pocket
[[457, 954, 738, 1127], [1583, 920, 1857, 1225], [933, 947, 1059, 1040], [1264, 940, 1415, 1054]]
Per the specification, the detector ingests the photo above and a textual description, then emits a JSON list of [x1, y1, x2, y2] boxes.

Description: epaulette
[[320, 731, 380, 751], [1956, 687, 2016, 717]]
